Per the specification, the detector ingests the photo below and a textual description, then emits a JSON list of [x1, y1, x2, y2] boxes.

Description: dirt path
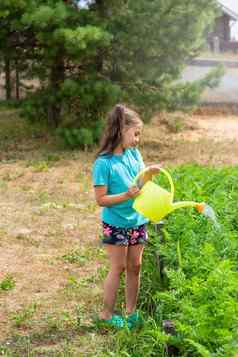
[[180, 115, 238, 142], [142, 112, 238, 166]]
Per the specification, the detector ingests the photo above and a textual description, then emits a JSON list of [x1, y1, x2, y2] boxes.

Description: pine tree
[[95, 0, 219, 116], [0, 1, 26, 100], [20, 0, 115, 126], [0, 0, 219, 132]]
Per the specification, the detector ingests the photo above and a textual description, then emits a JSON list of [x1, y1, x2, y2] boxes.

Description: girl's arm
[[94, 185, 140, 207]]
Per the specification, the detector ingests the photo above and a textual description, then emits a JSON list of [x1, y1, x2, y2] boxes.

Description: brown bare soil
[[142, 111, 238, 166]]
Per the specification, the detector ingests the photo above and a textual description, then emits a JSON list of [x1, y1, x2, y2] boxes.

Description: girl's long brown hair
[[96, 104, 142, 157]]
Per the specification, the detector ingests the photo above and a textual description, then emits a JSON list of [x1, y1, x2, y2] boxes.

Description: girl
[[92, 104, 160, 329]]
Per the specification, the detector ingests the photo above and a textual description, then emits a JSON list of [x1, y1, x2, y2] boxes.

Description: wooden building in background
[[208, 0, 238, 52]]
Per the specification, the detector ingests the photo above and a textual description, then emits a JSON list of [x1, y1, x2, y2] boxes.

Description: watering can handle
[[133, 167, 175, 198]]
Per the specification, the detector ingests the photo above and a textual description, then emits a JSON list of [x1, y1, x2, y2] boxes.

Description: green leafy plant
[[114, 165, 238, 357], [57, 127, 92, 149], [56, 119, 104, 149], [11, 303, 37, 328], [0, 275, 15, 291]]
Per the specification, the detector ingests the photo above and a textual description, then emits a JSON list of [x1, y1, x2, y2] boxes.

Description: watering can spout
[[172, 201, 203, 212]]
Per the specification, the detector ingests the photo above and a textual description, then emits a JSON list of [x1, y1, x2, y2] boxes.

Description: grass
[[0, 107, 238, 355], [0, 275, 15, 292]]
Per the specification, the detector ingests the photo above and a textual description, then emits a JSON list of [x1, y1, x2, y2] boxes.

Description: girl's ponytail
[[113, 103, 125, 137], [96, 103, 142, 157], [114, 104, 124, 123]]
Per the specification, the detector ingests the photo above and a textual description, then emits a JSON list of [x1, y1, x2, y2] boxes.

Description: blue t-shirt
[[92, 148, 149, 228]]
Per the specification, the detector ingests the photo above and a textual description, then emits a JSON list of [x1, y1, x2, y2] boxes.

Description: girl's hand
[[147, 164, 161, 175], [126, 185, 141, 199], [137, 165, 161, 187]]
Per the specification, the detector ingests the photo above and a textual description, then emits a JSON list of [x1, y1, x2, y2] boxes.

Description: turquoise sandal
[[127, 311, 144, 330], [94, 314, 125, 329]]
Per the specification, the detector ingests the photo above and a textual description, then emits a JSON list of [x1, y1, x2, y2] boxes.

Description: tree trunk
[[4, 56, 11, 100], [15, 59, 20, 101], [48, 55, 65, 127]]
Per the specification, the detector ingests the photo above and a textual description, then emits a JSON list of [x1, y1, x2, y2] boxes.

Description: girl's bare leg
[[100, 245, 127, 320], [125, 244, 144, 315]]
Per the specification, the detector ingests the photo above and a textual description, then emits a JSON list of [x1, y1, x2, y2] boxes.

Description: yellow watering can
[[133, 167, 205, 223]]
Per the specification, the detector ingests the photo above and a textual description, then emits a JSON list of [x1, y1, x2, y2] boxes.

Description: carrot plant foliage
[[111, 165, 238, 357]]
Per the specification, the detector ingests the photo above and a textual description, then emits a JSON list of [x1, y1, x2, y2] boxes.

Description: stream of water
[[201, 204, 221, 230]]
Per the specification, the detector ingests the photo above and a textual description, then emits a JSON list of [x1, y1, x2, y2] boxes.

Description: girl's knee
[[127, 262, 142, 275], [111, 263, 126, 275]]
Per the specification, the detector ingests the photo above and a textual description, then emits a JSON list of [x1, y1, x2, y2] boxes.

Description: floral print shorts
[[102, 222, 148, 246]]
